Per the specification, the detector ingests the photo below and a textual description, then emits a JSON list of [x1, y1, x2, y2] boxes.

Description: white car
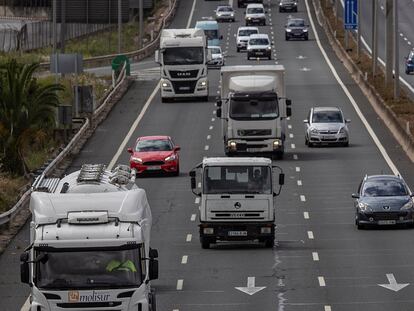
[[236, 26, 259, 52], [215, 5, 235, 22], [247, 33, 272, 60], [207, 46, 225, 68], [245, 3, 266, 26]]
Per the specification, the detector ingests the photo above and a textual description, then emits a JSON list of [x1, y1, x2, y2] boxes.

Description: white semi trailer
[[216, 65, 292, 159], [155, 28, 209, 102], [190, 157, 285, 249], [20, 164, 158, 311]]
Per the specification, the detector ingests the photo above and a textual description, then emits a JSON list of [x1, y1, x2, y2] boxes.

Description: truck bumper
[[199, 222, 275, 241], [225, 138, 284, 154], [160, 78, 208, 99]]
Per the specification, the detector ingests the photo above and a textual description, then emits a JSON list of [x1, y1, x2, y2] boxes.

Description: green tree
[[0, 60, 63, 175]]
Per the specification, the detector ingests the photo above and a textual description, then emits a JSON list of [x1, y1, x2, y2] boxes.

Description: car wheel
[[357, 222, 365, 230], [237, 47, 240, 52], [343, 141, 349, 147], [279, 8, 282, 12], [305, 136, 309, 145], [406, 69, 410, 74], [161, 97, 170, 103], [308, 142, 314, 147], [285, 34, 289, 41], [305, 34, 309, 41]]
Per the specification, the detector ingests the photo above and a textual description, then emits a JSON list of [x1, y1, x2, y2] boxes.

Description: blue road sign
[[344, 0, 358, 30]]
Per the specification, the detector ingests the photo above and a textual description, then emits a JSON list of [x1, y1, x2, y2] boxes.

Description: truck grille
[[169, 70, 199, 79], [171, 80, 197, 94], [211, 210, 266, 220], [237, 129, 271, 136], [236, 143, 268, 151]]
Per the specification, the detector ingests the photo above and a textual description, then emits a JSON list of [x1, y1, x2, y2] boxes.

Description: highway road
[[1, 0, 414, 310], [336, 0, 414, 94]]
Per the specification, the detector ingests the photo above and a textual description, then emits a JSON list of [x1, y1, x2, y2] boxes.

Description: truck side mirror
[[216, 99, 222, 107], [154, 50, 160, 64], [191, 176, 196, 189], [279, 173, 285, 185], [216, 108, 222, 118], [20, 253, 30, 284], [149, 259, 159, 280], [286, 107, 292, 117], [149, 248, 158, 259]]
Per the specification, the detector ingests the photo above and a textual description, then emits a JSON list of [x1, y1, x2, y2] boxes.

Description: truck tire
[[273, 151, 284, 160]]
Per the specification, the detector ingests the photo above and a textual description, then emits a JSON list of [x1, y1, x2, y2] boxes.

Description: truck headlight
[[131, 157, 143, 164], [247, 17, 252, 20], [200, 81, 207, 86], [228, 141, 237, 149], [203, 228, 214, 234], [267, 46, 272, 50], [261, 227, 272, 234], [161, 81, 170, 88], [273, 140, 282, 149]]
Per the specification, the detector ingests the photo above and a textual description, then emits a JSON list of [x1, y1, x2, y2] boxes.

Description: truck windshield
[[35, 246, 143, 290], [163, 47, 204, 65], [230, 97, 279, 120], [204, 166, 272, 194]]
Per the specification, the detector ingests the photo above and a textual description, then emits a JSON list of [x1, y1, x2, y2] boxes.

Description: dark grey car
[[352, 175, 414, 229], [279, 0, 298, 12], [285, 18, 309, 41]]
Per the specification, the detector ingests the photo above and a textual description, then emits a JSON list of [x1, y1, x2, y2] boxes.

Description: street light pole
[[372, 0, 378, 77], [385, 0, 393, 86], [393, 0, 399, 99], [118, 0, 121, 54], [357, 0, 361, 59], [138, 0, 143, 49]]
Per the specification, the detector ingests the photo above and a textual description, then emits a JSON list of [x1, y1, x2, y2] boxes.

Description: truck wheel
[[161, 97, 170, 103], [200, 96, 209, 102]]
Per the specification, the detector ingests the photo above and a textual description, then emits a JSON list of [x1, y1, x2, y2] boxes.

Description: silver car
[[304, 107, 350, 147], [207, 46, 225, 68], [215, 5, 235, 22]]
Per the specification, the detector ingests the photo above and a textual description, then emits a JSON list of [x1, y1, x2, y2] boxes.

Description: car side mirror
[[190, 176, 197, 190], [127, 147, 133, 154], [286, 106, 292, 117], [345, 119, 351, 123], [351, 193, 360, 199], [216, 108, 222, 118], [174, 146, 181, 152], [220, 35, 223, 40], [20, 252, 30, 284], [149, 259, 158, 280]]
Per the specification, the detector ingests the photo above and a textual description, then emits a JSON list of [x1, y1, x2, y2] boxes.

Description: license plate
[[255, 52, 263, 55], [147, 166, 161, 170], [378, 220, 396, 225], [322, 136, 334, 140], [228, 231, 247, 236], [179, 86, 190, 91], [247, 148, 262, 152]]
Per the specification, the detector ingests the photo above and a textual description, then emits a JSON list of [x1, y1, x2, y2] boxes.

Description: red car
[[128, 136, 180, 176]]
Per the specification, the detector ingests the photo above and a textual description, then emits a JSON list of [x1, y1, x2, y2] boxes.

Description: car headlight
[[358, 202, 372, 212], [131, 157, 143, 164], [165, 154, 177, 162], [401, 201, 414, 210], [247, 17, 252, 20], [339, 127, 346, 134], [286, 29, 292, 32], [267, 46, 272, 50], [310, 128, 318, 134], [303, 29, 308, 32], [228, 140, 236, 149]]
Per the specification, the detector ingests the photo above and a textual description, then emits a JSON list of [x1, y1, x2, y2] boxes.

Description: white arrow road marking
[[378, 274, 409, 292], [235, 277, 266, 296]]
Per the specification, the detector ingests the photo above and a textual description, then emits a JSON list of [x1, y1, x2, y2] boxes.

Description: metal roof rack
[[77, 164, 106, 183]]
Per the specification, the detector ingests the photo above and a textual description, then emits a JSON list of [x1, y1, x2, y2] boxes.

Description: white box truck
[[190, 157, 285, 249], [216, 65, 292, 159], [155, 28, 209, 102], [20, 164, 158, 311]]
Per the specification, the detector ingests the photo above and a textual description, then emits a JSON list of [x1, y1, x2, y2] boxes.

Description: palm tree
[[0, 59, 64, 175]]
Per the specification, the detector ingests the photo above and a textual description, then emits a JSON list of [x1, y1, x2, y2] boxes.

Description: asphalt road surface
[[1, 0, 414, 310]]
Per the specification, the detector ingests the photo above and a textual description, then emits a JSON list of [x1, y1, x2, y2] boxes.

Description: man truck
[[20, 164, 158, 311], [190, 157, 284, 249], [155, 28, 209, 102], [216, 65, 292, 159]]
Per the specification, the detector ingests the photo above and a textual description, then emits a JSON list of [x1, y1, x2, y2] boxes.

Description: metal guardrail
[[0, 0, 179, 227]]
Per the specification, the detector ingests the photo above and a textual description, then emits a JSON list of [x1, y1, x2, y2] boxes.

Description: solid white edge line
[[305, 0, 400, 176], [177, 279, 184, 290], [186, 0, 197, 29], [312, 252, 319, 261], [108, 83, 160, 170], [318, 276, 326, 287], [20, 297, 30, 311]]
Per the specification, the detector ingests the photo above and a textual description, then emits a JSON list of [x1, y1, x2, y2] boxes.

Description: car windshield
[[249, 38, 269, 45], [362, 180, 409, 197], [312, 111, 343, 123], [204, 29, 219, 40], [204, 166, 272, 194], [247, 8, 264, 14], [135, 139, 172, 152], [230, 97, 278, 120], [288, 20, 305, 27], [35, 247, 142, 290], [218, 7, 233, 12], [239, 29, 258, 36], [209, 48, 221, 54], [163, 47, 204, 65]]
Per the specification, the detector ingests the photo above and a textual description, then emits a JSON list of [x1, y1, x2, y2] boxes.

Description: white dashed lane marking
[[293, 154, 298, 160], [324, 306, 332, 311], [207, 135, 211, 140], [177, 279, 184, 290], [296, 166, 301, 172], [300, 195, 306, 202], [318, 277, 326, 287], [204, 145, 209, 151], [186, 234, 192, 242], [195, 197, 200, 204], [181, 256, 188, 264], [303, 212, 309, 219], [209, 125, 213, 130], [307, 231, 314, 239], [297, 180, 302, 186], [312, 252, 319, 261], [191, 214, 196, 221]]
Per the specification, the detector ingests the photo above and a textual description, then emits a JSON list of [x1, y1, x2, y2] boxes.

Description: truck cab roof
[[202, 157, 272, 167]]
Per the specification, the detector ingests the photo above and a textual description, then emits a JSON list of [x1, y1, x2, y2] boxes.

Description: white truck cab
[[20, 164, 158, 311], [190, 157, 285, 249], [155, 28, 209, 102]]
